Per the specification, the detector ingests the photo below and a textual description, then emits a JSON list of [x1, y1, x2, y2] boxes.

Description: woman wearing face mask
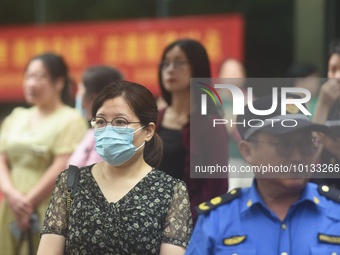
[[37, 81, 192, 255]]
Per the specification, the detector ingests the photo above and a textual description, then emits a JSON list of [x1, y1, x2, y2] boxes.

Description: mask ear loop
[[132, 125, 146, 134], [132, 124, 148, 151], [135, 142, 145, 151]]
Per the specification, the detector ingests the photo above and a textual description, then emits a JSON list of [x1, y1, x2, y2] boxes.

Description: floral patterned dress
[[41, 165, 192, 255]]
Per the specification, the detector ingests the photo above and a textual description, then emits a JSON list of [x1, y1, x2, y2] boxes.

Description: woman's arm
[[161, 181, 192, 254], [37, 234, 65, 255], [0, 153, 13, 196], [0, 153, 34, 223], [26, 153, 71, 208], [38, 171, 68, 251], [313, 79, 340, 124], [160, 243, 185, 255], [10, 154, 71, 230], [313, 79, 340, 160]]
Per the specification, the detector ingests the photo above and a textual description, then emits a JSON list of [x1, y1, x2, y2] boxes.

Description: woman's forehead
[[165, 45, 186, 59], [97, 97, 135, 117]]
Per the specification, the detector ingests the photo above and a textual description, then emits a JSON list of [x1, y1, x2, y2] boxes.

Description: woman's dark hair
[[27, 52, 71, 105], [158, 38, 211, 106], [286, 63, 317, 78], [92, 80, 163, 167], [329, 39, 340, 56], [82, 65, 123, 98]]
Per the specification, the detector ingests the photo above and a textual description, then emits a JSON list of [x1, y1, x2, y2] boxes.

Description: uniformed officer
[[186, 94, 340, 255]]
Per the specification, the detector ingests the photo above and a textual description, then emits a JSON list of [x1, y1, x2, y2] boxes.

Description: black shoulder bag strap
[[66, 165, 80, 224]]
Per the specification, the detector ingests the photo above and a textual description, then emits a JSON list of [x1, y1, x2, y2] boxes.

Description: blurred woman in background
[[0, 52, 87, 254], [156, 39, 229, 223]]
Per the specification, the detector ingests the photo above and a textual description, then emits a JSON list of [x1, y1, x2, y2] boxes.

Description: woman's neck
[[29, 100, 64, 130], [36, 99, 64, 116], [170, 91, 190, 115], [100, 159, 152, 181]]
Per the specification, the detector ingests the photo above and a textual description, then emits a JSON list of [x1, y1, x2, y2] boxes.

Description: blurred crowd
[[0, 37, 339, 255]]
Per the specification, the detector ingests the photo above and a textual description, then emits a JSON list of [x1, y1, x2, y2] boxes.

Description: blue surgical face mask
[[75, 95, 87, 118], [94, 125, 145, 166]]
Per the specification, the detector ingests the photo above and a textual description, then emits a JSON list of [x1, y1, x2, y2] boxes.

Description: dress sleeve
[[0, 108, 21, 152], [41, 171, 68, 237], [162, 181, 193, 248], [185, 214, 214, 255], [0, 113, 11, 152]]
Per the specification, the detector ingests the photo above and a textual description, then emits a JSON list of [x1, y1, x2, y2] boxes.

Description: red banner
[[0, 14, 243, 102]]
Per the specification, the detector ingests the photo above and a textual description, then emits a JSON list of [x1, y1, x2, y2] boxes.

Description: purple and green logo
[[196, 82, 222, 115]]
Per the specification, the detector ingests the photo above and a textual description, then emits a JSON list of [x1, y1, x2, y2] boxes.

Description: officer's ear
[[238, 139, 255, 164]]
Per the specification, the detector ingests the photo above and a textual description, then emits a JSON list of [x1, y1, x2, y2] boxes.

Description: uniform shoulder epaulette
[[318, 185, 340, 203], [196, 188, 241, 214]]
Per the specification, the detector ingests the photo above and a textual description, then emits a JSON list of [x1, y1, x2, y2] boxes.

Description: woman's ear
[[144, 122, 155, 142], [238, 140, 254, 164]]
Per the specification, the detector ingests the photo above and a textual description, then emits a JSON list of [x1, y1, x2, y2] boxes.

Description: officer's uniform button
[[322, 185, 330, 192]]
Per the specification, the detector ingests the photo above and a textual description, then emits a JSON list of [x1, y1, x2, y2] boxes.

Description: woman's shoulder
[[58, 105, 84, 118], [146, 169, 188, 202], [151, 168, 186, 187], [53, 106, 88, 131], [8, 106, 32, 117], [0, 107, 31, 128], [58, 164, 93, 182]]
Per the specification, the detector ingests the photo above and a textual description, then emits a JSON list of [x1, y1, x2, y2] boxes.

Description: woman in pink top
[[68, 65, 123, 167]]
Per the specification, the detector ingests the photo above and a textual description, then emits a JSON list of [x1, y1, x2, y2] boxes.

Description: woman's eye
[[115, 120, 127, 126]]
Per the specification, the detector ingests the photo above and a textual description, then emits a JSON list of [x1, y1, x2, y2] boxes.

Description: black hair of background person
[[82, 65, 123, 98], [27, 53, 71, 106], [158, 38, 223, 118], [285, 63, 318, 90], [286, 63, 317, 78], [158, 39, 210, 105]]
